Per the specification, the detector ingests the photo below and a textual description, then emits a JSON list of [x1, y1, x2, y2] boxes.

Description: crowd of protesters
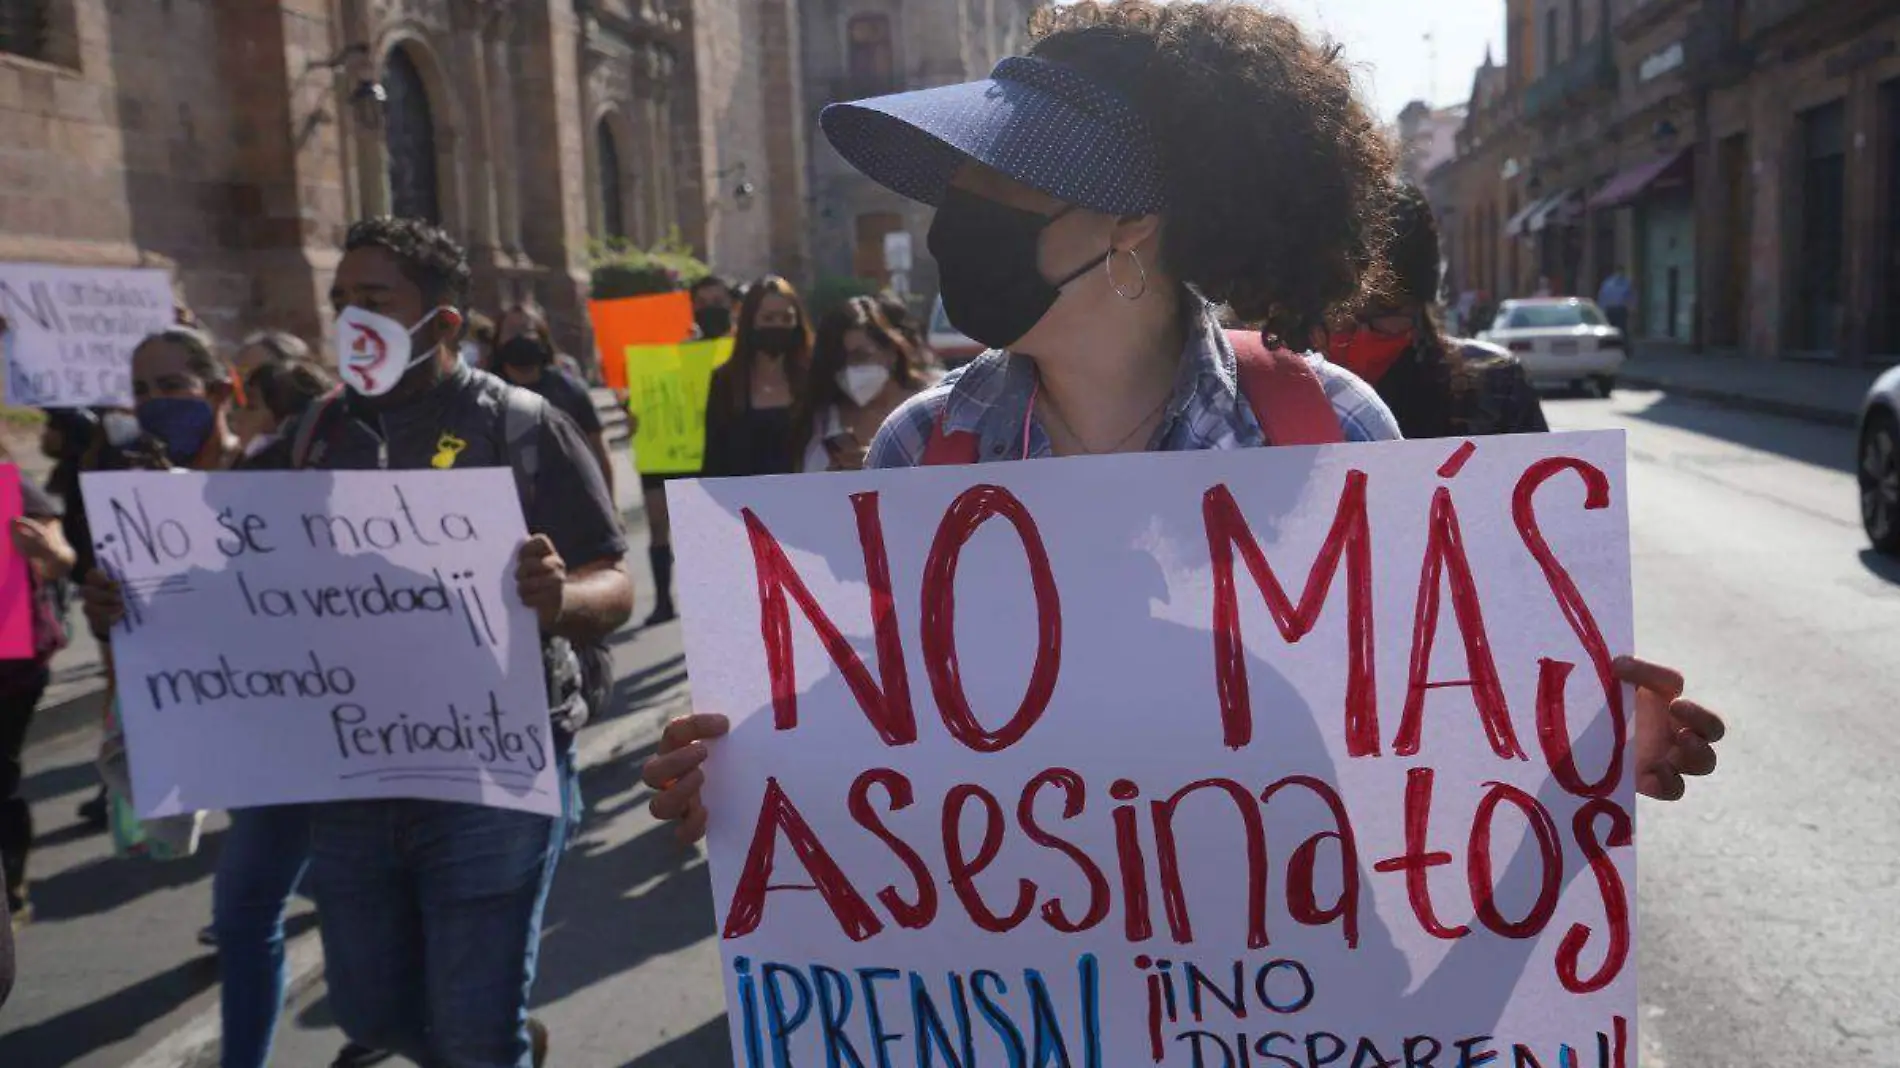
[[0, 3, 1732, 1066]]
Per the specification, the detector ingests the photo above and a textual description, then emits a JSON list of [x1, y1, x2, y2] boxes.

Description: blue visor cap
[[819, 55, 1167, 216]]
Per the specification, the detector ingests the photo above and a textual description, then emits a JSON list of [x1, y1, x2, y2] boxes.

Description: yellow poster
[[626, 338, 734, 474]]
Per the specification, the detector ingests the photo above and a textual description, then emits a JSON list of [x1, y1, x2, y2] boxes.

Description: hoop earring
[[1106, 247, 1148, 301]]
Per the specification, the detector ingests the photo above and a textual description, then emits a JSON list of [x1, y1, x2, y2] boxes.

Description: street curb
[[120, 679, 692, 1068], [1619, 371, 1861, 429]]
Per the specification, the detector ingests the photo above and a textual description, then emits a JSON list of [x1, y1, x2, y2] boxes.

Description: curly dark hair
[[1028, 1, 1395, 339], [344, 216, 472, 308], [246, 356, 336, 423], [1387, 183, 1442, 306]]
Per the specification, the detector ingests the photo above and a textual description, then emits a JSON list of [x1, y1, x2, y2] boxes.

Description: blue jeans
[[213, 805, 311, 1068], [307, 761, 572, 1068]]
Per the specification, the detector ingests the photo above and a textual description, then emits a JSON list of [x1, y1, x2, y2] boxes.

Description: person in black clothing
[[87, 218, 631, 1068], [633, 276, 737, 628], [701, 275, 811, 479], [494, 304, 615, 496], [1325, 183, 1548, 439]]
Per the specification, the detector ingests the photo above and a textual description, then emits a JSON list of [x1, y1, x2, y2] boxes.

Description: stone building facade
[[0, 0, 797, 365], [1433, 0, 1900, 364], [799, 0, 1039, 305]]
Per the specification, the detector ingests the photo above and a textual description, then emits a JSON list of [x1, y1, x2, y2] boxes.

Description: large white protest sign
[[0, 264, 173, 408], [671, 432, 1634, 1068], [80, 468, 556, 817]]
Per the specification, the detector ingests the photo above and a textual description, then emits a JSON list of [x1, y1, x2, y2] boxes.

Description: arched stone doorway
[[597, 117, 626, 239], [384, 45, 440, 224]]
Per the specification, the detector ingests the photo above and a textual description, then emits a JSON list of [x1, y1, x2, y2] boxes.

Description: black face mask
[[497, 337, 550, 369], [752, 325, 802, 355], [928, 187, 1102, 351], [695, 306, 734, 339]]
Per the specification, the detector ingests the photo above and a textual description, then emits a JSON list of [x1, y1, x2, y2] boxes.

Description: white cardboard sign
[[671, 432, 1635, 1068], [80, 468, 557, 817], [0, 264, 173, 408]]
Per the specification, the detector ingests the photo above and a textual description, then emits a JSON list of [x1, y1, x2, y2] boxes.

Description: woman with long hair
[[1325, 183, 1548, 439], [700, 275, 812, 478], [794, 296, 930, 472], [643, 0, 1724, 840]]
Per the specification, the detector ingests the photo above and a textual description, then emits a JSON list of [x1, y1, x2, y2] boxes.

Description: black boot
[[643, 544, 677, 626], [1, 797, 32, 918], [77, 786, 107, 831]]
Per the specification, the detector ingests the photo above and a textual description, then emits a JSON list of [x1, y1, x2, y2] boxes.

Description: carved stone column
[[485, 3, 525, 258]]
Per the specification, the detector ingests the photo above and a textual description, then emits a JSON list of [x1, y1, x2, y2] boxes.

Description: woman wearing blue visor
[[644, 1, 1723, 836]]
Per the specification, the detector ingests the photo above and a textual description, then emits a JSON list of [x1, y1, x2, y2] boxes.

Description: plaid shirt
[[868, 301, 1401, 468]]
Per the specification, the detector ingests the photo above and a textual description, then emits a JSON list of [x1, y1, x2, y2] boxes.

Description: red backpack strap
[[1226, 329, 1344, 446], [920, 412, 981, 466]]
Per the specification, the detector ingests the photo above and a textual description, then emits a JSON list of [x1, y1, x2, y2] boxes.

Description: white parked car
[[1479, 297, 1626, 395], [928, 294, 985, 369], [1858, 366, 1900, 554]]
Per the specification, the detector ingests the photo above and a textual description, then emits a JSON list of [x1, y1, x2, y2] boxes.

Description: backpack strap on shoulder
[[495, 383, 548, 510], [1225, 329, 1344, 446], [288, 387, 348, 469], [921, 415, 981, 466]]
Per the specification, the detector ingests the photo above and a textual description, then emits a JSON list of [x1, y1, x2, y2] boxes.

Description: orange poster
[[587, 292, 695, 389]]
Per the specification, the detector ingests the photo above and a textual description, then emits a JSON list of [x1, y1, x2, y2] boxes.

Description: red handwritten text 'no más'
[[724, 454, 1630, 996]]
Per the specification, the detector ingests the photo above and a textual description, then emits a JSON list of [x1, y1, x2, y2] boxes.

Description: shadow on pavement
[[21, 756, 101, 803], [27, 825, 226, 922], [531, 740, 715, 1007], [618, 1016, 732, 1067], [0, 910, 311, 1065], [1615, 391, 1854, 473], [0, 954, 218, 1064], [595, 651, 687, 727]]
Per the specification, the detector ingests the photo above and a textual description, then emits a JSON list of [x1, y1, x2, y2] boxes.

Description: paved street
[[3, 389, 1897, 1066]]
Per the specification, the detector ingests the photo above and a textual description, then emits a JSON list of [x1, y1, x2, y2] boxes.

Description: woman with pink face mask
[[794, 297, 932, 473]]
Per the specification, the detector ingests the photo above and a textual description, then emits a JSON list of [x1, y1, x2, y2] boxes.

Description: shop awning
[[1504, 194, 1554, 238], [1587, 148, 1691, 210], [1527, 188, 1581, 232]]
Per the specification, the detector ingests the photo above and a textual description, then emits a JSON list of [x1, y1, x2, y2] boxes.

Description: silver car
[[1858, 365, 1900, 554], [1479, 297, 1627, 396]]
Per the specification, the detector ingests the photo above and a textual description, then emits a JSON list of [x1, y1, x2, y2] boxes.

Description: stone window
[[853, 211, 903, 286], [597, 118, 626, 240], [847, 15, 895, 95], [384, 45, 441, 225], [0, 0, 47, 60]]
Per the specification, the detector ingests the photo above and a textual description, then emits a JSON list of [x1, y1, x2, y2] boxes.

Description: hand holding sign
[[80, 467, 555, 817], [643, 712, 731, 844], [1616, 656, 1724, 800], [664, 431, 1729, 1066], [514, 534, 568, 631]]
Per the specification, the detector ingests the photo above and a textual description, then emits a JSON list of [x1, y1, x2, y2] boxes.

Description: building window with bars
[[847, 15, 896, 96], [383, 46, 441, 225], [597, 119, 626, 240]]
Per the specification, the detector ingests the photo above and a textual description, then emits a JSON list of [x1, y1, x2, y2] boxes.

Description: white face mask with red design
[[334, 305, 446, 396]]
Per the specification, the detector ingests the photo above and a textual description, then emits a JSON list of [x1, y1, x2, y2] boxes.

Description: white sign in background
[[0, 264, 173, 408], [81, 468, 557, 817], [672, 432, 1635, 1067]]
